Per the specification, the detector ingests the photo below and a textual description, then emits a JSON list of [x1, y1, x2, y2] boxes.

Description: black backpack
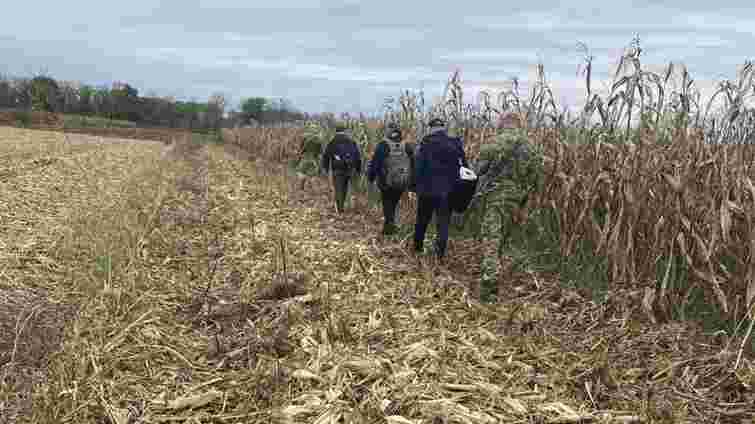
[[330, 136, 356, 172], [383, 140, 411, 190]]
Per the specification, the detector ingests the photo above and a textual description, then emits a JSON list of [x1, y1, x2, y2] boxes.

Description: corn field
[[223, 38, 755, 324]]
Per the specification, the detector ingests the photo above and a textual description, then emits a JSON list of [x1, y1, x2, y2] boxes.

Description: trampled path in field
[[209, 143, 755, 423]]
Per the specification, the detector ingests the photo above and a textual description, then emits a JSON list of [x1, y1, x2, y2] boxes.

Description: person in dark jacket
[[321, 123, 362, 213], [413, 117, 468, 259], [367, 123, 415, 235]]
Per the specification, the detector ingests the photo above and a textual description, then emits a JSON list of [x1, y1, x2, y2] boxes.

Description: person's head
[[428, 117, 445, 128], [384, 123, 402, 141], [427, 117, 447, 135], [334, 122, 349, 133]]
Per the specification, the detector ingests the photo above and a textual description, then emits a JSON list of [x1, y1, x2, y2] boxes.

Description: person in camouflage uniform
[[296, 122, 326, 189], [474, 129, 544, 302]]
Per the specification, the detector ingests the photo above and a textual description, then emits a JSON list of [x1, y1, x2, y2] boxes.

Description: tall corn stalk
[[703, 61, 755, 145]]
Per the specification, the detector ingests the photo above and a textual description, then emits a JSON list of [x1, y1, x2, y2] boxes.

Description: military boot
[[382, 222, 398, 236]]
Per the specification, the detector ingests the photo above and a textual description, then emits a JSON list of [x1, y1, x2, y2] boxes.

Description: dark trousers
[[332, 173, 351, 212], [380, 187, 404, 233], [414, 194, 451, 257]]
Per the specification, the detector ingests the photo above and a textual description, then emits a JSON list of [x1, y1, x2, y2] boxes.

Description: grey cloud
[[2, 1, 754, 114]]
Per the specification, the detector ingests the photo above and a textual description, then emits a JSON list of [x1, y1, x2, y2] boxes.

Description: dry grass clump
[[256, 271, 309, 301], [0, 288, 72, 369], [0, 288, 73, 423]]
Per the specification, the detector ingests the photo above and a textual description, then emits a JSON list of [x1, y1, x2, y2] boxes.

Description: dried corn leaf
[[720, 201, 732, 244], [385, 416, 420, 424], [662, 173, 683, 194], [292, 369, 326, 384], [166, 390, 222, 410]]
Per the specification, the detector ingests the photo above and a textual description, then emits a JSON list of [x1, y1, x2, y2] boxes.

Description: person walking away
[[413, 118, 469, 260], [296, 121, 325, 190], [321, 123, 362, 213], [367, 123, 414, 235], [474, 129, 544, 302]]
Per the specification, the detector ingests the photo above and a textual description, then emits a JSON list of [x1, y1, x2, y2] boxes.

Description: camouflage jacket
[[475, 129, 544, 302], [473, 129, 544, 209], [296, 123, 327, 176]]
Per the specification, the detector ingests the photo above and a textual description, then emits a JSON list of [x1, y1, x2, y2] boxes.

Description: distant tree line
[[0, 72, 307, 130], [235, 96, 307, 127]]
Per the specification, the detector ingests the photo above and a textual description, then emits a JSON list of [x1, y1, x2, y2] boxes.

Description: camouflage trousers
[[295, 157, 320, 190], [296, 157, 320, 177], [478, 190, 516, 303]]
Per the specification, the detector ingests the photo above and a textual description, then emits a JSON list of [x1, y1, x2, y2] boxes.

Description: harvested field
[[0, 128, 204, 422], [0, 110, 193, 144], [61, 127, 191, 144], [1, 127, 753, 423]]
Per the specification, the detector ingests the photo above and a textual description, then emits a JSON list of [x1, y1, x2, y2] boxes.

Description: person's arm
[[321, 140, 333, 172], [457, 138, 469, 168], [353, 141, 363, 175], [367, 142, 386, 183], [404, 142, 415, 157], [414, 142, 427, 185], [409, 142, 424, 193]]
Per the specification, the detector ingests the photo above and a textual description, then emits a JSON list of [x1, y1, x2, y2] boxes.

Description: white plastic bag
[[459, 166, 477, 181]]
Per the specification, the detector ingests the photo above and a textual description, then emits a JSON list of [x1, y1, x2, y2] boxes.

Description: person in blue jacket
[[413, 117, 468, 260], [321, 123, 362, 213], [367, 123, 415, 235]]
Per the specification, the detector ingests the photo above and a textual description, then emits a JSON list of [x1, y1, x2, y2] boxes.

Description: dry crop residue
[[0, 128, 214, 423], [194, 144, 665, 423], [197, 143, 753, 423], [2, 128, 752, 423], [0, 127, 168, 422]]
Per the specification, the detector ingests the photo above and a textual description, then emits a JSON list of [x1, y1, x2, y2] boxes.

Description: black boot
[[383, 222, 397, 236], [431, 243, 445, 265]]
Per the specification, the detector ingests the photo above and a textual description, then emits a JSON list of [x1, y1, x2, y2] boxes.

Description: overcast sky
[[1, 1, 753, 115]]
